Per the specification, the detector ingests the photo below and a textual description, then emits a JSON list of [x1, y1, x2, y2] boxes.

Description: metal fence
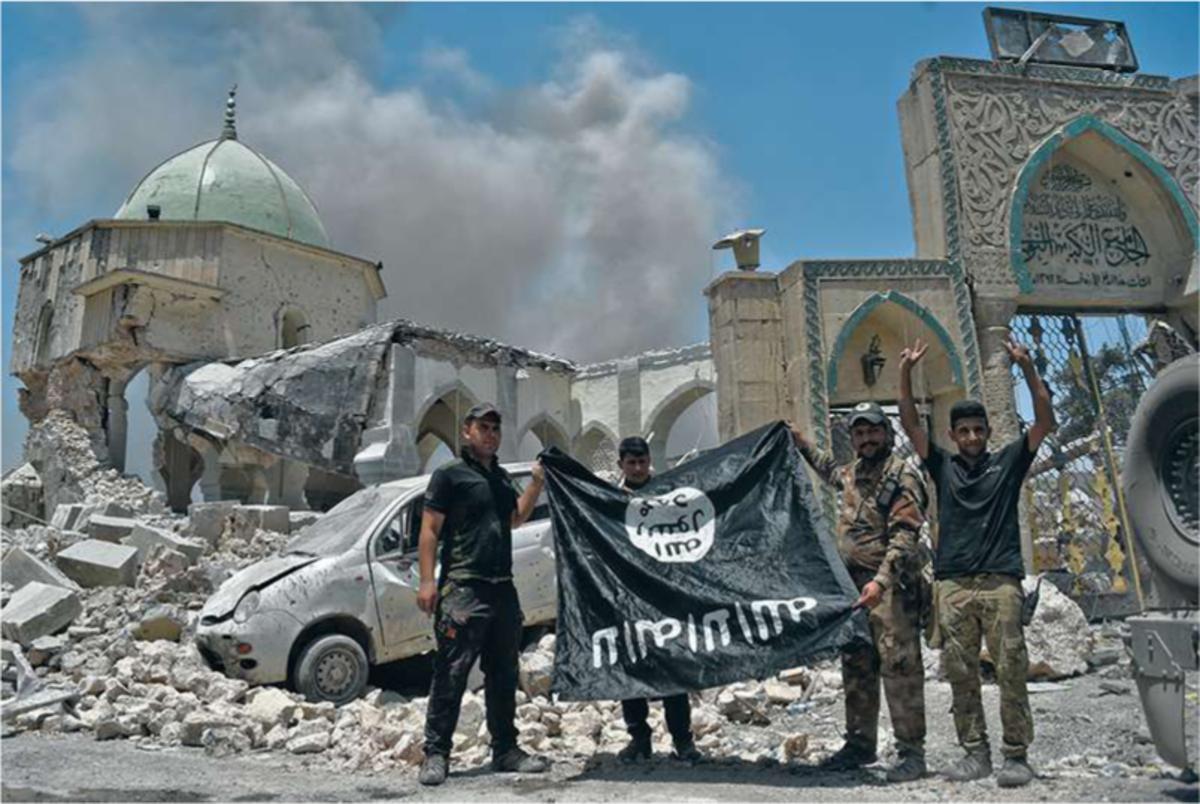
[[1009, 312, 1150, 617]]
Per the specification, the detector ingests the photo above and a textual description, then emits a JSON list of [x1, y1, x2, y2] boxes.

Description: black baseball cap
[[618, 436, 650, 458], [463, 402, 502, 424], [846, 401, 887, 427]]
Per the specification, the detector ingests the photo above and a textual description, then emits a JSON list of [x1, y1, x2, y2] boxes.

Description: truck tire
[[1122, 354, 1199, 591], [295, 634, 369, 705]]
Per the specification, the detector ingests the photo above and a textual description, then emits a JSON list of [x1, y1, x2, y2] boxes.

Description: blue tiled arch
[[1009, 114, 1200, 294], [826, 290, 964, 397]]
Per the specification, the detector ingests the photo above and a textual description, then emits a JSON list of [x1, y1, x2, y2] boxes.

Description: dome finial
[[221, 84, 238, 140]]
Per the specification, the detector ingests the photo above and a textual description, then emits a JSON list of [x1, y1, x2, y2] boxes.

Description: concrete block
[[124, 524, 205, 564], [55, 540, 139, 588], [50, 503, 90, 532], [1, 547, 81, 593], [1, 463, 43, 529], [0, 582, 82, 646], [186, 501, 239, 546], [235, 505, 290, 535], [86, 515, 138, 543]]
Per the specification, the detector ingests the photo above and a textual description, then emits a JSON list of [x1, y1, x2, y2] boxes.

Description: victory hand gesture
[[899, 339, 929, 370], [1004, 336, 1033, 370]]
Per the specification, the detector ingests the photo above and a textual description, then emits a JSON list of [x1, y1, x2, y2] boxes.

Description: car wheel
[[1122, 353, 1199, 592], [295, 634, 369, 705]]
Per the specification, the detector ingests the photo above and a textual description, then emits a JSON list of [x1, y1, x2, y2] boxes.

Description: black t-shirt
[[923, 433, 1037, 580], [424, 449, 519, 584]]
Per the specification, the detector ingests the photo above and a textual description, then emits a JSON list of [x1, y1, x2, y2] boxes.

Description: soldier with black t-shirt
[[416, 402, 551, 787], [898, 336, 1055, 789]]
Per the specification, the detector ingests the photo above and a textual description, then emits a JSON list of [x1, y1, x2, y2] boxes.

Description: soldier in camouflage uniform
[[790, 402, 928, 783]]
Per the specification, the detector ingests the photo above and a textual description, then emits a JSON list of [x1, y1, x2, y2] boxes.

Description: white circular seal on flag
[[625, 487, 716, 563]]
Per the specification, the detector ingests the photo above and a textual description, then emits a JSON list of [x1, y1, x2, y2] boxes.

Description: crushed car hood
[[202, 554, 318, 618]]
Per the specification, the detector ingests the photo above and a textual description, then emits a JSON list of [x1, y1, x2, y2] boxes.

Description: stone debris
[[0, 485, 1149, 781], [186, 501, 240, 547], [1, 463, 44, 529], [2, 546, 81, 593], [1, 582, 82, 647], [125, 524, 205, 564], [55, 540, 140, 588], [87, 515, 139, 544]]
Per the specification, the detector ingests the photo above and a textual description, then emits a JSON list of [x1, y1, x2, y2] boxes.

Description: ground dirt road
[[3, 673, 1197, 802]]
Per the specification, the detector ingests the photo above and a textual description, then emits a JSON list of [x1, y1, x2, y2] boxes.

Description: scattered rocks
[[1020, 577, 1091, 680], [518, 635, 555, 698], [133, 606, 188, 642]]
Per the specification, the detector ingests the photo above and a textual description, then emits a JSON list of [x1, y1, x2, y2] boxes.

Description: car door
[[512, 473, 557, 626], [367, 495, 435, 663]]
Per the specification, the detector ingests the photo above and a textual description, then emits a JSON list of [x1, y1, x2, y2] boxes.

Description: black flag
[[541, 421, 869, 701]]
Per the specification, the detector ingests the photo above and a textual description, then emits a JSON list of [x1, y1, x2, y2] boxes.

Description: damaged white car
[[195, 464, 556, 704]]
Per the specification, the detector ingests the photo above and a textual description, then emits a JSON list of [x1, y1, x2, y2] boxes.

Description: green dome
[[115, 92, 330, 248]]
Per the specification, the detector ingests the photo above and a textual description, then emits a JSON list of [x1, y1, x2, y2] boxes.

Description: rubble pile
[[23, 411, 167, 520], [0, 461, 1145, 777]]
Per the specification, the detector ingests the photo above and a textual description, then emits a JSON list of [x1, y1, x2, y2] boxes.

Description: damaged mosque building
[[8, 88, 716, 516], [8, 8, 1199, 615]]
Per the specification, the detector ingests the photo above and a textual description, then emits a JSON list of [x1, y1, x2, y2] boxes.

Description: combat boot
[[885, 750, 926, 782], [996, 756, 1035, 787], [818, 741, 878, 770], [419, 753, 448, 786], [617, 734, 653, 763], [672, 735, 704, 763], [492, 747, 550, 773], [944, 746, 992, 781]]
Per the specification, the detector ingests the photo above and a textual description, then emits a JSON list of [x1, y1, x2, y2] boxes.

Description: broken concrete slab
[[2, 547, 81, 593], [86, 515, 139, 544], [0, 582, 82, 646], [288, 511, 321, 532], [50, 503, 91, 532], [232, 505, 290, 536], [186, 501, 239, 546], [124, 524, 205, 564], [1, 463, 43, 529], [55, 540, 139, 588], [0, 687, 78, 722]]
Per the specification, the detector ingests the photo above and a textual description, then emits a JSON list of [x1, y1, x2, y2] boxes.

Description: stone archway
[[415, 382, 479, 462], [515, 413, 570, 461], [574, 421, 620, 474], [826, 290, 965, 441], [643, 379, 717, 471], [1010, 114, 1198, 310]]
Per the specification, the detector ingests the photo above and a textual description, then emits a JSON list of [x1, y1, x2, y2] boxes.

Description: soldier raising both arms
[[898, 337, 1054, 788], [791, 403, 928, 783]]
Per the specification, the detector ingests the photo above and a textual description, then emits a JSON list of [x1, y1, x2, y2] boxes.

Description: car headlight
[[233, 591, 261, 624]]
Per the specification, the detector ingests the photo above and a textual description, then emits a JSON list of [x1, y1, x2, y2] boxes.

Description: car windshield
[[286, 485, 410, 556]]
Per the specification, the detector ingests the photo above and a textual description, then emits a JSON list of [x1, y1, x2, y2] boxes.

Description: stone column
[[267, 459, 310, 510], [495, 364, 519, 463], [355, 345, 422, 484], [972, 297, 1020, 441], [193, 439, 226, 502], [972, 296, 1033, 573], [105, 378, 129, 473], [704, 272, 785, 441], [158, 430, 201, 513]]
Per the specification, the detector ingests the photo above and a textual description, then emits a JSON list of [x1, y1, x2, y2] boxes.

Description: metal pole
[[1075, 317, 1146, 611]]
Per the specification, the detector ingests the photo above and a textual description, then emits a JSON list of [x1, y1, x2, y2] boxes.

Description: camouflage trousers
[[936, 574, 1033, 759], [842, 569, 926, 756]]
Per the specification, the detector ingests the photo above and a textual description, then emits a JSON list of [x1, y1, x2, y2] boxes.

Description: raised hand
[[1004, 336, 1033, 369], [899, 339, 929, 370]]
